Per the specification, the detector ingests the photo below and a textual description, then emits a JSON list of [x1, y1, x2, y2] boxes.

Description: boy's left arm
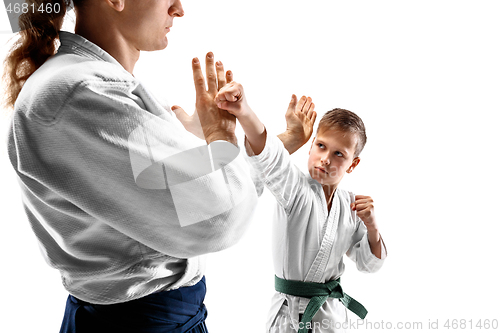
[[351, 195, 385, 259], [347, 194, 387, 273]]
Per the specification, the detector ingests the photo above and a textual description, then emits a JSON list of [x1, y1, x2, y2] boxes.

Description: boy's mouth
[[315, 166, 328, 174]]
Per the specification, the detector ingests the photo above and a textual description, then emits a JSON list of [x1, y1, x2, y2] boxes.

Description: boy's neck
[[322, 184, 338, 211]]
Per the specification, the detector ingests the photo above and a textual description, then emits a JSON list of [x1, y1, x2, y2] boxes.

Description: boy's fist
[[214, 81, 251, 118], [351, 195, 378, 230]]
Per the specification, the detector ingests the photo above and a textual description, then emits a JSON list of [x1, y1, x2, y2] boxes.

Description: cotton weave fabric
[[8, 31, 261, 305], [244, 134, 386, 333]]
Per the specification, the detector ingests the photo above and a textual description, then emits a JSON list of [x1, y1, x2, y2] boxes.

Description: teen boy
[[215, 82, 387, 333]]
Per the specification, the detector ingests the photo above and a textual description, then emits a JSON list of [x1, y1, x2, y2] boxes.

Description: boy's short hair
[[317, 108, 367, 157]]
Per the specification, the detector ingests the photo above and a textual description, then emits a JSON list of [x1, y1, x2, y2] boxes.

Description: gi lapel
[[304, 191, 340, 284]]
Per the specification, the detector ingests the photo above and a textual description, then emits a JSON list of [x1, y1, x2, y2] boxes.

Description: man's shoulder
[[15, 55, 136, 125], [37, 52, 134, 91]]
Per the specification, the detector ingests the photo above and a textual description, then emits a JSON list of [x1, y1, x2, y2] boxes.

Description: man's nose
[[170, 0, 185, 17]]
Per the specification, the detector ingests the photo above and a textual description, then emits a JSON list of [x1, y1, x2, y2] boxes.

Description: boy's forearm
[[367, 227, 382, 259], [278, 131, 301, 154], [238, 110, 266, 155]]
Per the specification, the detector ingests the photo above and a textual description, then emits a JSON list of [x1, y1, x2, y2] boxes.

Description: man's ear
[[309, 137, 315, 155], [346, 157, 360, 173], [106, 0, 125, 12]]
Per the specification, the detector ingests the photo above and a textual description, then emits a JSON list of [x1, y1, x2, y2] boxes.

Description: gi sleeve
[[244, 131, 309, 213], [346, 216, 387, 273], [10, 79, 259, 259]]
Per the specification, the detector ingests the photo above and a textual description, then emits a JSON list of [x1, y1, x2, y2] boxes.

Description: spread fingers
[[192, 57, 206, 96], [216, 61, 226, 91], [205, 52, 217, 94], [226, 70, 233, 84]]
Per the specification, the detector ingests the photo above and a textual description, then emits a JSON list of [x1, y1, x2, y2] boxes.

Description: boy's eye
[[335, 151, 343, 157], [318, 143, 325, 148]]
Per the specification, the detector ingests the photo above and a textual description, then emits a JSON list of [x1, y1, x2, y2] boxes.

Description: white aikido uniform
[[8, 31, 262, 306], [245, 134, 387, 333]]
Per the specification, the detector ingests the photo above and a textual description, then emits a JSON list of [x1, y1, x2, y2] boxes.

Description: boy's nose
[[321, 156, 330, 165]]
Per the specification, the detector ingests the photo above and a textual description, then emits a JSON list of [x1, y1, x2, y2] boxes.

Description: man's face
[[120, 0, 184, 51], [307, 128, 360, 189]]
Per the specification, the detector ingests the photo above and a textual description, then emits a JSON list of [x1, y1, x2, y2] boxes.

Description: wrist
[[205, 131, 238, 146], [279, 131, 301, 154], [235, 105, 254, 121], [365, 221, 379, 233]]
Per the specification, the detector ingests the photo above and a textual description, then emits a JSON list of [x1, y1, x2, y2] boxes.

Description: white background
[[1, 1, 500, 332]]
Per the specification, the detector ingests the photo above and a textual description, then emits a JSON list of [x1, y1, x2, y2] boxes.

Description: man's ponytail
[[2, 0, 70, 110]]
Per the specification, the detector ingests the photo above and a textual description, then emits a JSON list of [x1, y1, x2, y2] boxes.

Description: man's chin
[[143, 38, 169, 52]]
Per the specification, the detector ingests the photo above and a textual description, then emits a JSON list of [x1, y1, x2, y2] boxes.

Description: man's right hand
[[173, 52, 237, 145], [194, 52, 237, 145]]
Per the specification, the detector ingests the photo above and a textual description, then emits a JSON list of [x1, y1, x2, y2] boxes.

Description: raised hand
[[286, 95, 316, 143], [278, 95, 317, 154], [171, 105, 204, 139], [172, 52, 235, 144]]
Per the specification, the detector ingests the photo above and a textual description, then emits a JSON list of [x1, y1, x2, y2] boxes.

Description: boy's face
[[308, 127, 360, 189]]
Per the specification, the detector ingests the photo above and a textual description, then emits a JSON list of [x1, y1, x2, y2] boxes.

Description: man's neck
[[75, 17, 139, 74]]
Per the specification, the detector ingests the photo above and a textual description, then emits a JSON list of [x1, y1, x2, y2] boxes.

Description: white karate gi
[[7, 31, 262, 305], [245, 134, 387, 333]]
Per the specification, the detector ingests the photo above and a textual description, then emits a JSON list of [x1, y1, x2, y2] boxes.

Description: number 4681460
[[6, 3, 61, 14], [444, 319, 498, 330]]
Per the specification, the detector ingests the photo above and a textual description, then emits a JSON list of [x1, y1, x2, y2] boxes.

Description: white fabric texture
[[7, 31, 261, 305], [245, 134, 386, 333]]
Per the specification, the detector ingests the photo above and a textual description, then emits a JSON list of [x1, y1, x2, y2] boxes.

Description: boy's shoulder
[[335, 188, 360, 225], [336, 188, 356, 206], [336, 187, 353, 199]]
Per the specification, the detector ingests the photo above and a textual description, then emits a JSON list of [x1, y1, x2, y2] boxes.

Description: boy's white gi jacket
[[7, 31, 262, 305], [245, 134, 387, 333]]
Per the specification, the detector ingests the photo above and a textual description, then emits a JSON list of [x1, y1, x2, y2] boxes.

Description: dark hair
[[1, 0, 73, 110], [317, 108, 367, 157]]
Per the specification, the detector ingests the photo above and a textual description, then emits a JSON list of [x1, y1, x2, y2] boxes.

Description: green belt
[[275, 275, 367, 333]]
